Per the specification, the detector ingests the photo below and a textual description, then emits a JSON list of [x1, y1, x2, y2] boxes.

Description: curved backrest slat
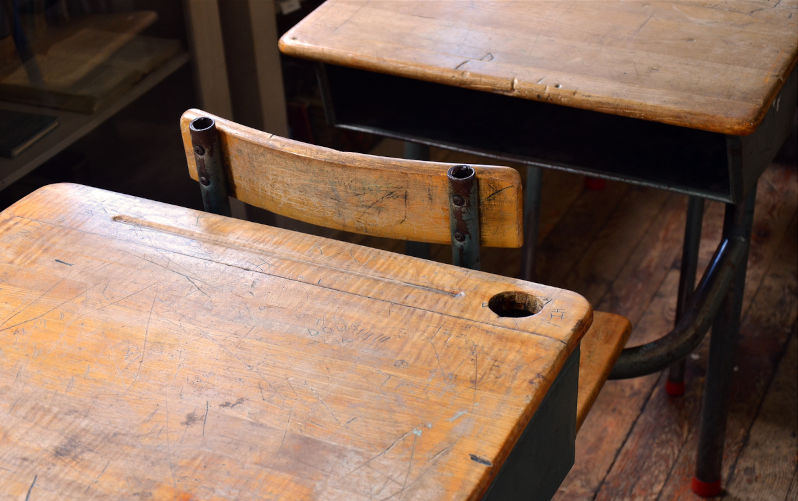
[[181, 109, 523, 247]]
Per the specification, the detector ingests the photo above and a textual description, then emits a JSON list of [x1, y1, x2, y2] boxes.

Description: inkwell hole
[[488, 291, 542, 318]]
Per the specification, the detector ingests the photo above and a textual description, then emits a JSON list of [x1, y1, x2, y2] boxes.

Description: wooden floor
[[2, 77, 795, 499]]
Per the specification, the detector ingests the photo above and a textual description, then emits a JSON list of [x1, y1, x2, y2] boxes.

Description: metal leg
[[692, 185, 756, 497], [403, 141, 431, 259], [666, 196, 705, 396], [520, 166, 542, 281]]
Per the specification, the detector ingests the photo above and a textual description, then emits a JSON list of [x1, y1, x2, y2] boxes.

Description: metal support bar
[[189, 116, 231, 217], [693, 184, 756, 495], [521, 166, 542, 281], [609, 233, 748, 379], [667, 196, 705, 393], [447, 164, 481, 270]]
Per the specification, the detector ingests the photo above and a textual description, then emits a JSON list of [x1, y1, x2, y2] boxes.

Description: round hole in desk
[[488, 291, 542, 318]]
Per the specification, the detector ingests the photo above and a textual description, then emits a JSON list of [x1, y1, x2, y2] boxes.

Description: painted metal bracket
[[447, 164, 481, 270]]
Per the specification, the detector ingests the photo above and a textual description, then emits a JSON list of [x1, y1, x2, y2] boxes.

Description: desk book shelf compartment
[[319, 64, 797, 204]]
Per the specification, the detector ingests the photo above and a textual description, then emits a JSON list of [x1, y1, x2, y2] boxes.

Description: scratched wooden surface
[[181, 109, 523, 248], [574, 312, 630, 432], [280, 0, 798, 135], [0, 183, 590, 500]]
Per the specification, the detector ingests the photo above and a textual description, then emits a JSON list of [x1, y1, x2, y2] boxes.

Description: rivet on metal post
[[447, 164, 480, 270], [189, 116, 231, 217]]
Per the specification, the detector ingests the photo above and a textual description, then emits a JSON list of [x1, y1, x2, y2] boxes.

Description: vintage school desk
[[279, 1, 798, 495], [0, 183, 591, 499]]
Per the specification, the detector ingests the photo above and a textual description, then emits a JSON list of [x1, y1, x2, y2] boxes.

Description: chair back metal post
[[447, 164, 481, 270], [190, 116, 231, 216]]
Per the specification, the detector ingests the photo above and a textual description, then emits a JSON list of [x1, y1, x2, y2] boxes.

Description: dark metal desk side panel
[[482, 346, 579, 501]]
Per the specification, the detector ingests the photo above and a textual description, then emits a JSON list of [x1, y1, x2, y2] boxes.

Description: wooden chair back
[[180, 109, 522, 268]]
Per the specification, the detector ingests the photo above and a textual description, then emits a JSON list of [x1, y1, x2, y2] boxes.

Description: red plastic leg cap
[[665, 380, 686, 396], [691, 477, 722, 497]]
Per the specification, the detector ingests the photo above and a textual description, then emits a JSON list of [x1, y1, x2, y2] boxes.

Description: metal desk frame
[[313, 61, 797, 493]]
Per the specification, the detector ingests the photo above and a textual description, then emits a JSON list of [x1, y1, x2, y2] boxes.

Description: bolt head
[[454, 232, 465, 242], [194, 145, 205, 156]]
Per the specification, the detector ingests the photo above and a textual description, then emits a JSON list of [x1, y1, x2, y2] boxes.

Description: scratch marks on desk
[[131, 291, 158, 386], [632, 12, 654, 36], [219, 397, 246, 409], [309, 385, 342, 427], [181, 410, 202, 427], [163, 389, 177, 489], [130, 251, 209, 299], [347, 430, 411, 476], [455, 52, 495, 71], [471, 343, 479, 403], [485, 184, 513, 201], [448, 410, 467, 422], [24, 474, 37, 501], [202, 400, 209, 436], [400, 433, 418, 494], [0, 285, 87, 334]]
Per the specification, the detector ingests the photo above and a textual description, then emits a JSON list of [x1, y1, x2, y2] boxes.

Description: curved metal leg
[[667, 196, 705, 396], [692, 185, 756, 497]]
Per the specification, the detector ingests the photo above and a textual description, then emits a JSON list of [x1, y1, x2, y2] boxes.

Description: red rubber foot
[[665, 380, 685, 396], [585, 177, 606, 191], [691, 477, 722, 497]]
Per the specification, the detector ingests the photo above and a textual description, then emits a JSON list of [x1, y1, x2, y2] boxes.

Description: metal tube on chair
[[447, 164, 480, 270], [190, 116, 231, 217]]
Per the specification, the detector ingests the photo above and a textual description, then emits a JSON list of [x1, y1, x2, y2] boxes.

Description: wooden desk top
[[280, 0, 798, 135], [0, 184, 590, 499]]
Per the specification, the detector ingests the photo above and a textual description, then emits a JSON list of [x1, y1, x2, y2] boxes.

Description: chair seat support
[[609, 233, 748, 379]]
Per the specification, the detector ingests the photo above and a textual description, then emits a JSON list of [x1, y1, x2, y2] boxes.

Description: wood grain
[[180, 109, 524, 247], [279, 0, 798, 135], [724, 333, 797, 500], [0, 183, 589, 500], [576, 312, 631, 431]]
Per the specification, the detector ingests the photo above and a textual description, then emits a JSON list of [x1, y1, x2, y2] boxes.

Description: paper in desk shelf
[[0, 109, 58, 158]]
